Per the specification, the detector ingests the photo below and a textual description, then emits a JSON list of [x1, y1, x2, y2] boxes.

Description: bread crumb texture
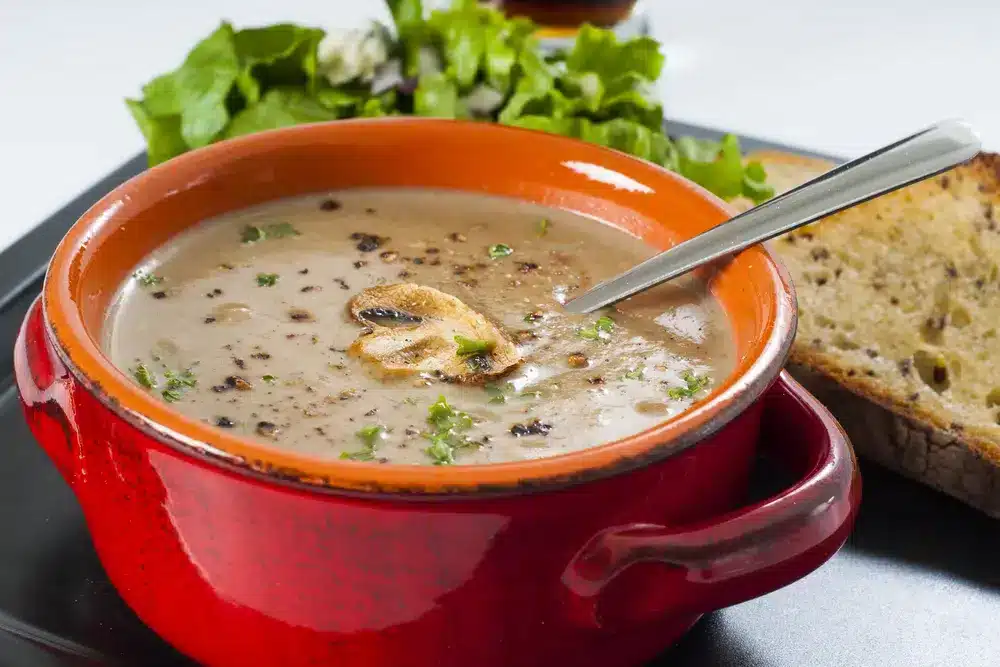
[[746, 151, 1000, 516]]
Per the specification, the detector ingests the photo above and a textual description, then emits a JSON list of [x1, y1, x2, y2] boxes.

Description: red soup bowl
[[14, 118, 860, 667]]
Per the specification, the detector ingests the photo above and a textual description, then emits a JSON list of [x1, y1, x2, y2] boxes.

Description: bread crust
[[748, 150, 1000, 517]]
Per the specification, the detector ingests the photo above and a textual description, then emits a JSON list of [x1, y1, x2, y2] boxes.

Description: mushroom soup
[[103, 189, 734, 465]]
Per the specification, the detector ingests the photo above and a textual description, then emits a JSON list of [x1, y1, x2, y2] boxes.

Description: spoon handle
[[563, 120, 981, 314]]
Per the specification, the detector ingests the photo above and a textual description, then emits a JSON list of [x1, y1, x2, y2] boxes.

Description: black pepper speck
[[256, 421, 279, 438], [510, 419, 552, 437]]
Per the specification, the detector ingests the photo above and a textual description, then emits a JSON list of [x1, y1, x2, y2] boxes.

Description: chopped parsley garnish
[[132, 363, 157, 389], [340, 425, 385, 461], [427, 395, 474, 431], [667, 370, 711, 399], [484, 382, 514, 404], [264, 222, 300, 238], [624, 367, 645, 380], [424, 436, 456, 466], [241, 223, 300, 244], [256, 273, 279, 287], [524, 311, 544, 323], [161, 368, 197, 402], [537, 218, 551, 237], [164, 369, 197, 389], [161, 388, 183, 402], [488, 243, 513, 259], [134, 271, 163, 287], [423, 395, 476, 465], [454, 335, 496, 356], [578, 315, 615, 341], [241, 225, 266, 244], [262, 374, 277, 384]]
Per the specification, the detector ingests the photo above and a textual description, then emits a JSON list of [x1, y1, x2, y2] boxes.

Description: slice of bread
[[739, 150, 1000, 517]]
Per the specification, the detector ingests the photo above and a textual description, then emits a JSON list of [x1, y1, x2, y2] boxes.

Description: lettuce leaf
[[126, 99, 188, 166], [133, 21, 327, 154], [387, 0, 429, 78], [387, 0, 424, 32], [676, 135, 750, 201], [233, 24, 326, 104], [125, 0, 772, 202], [225, 89, 337, 138], [315, 87, 366, 116], [558, 71, 604, 113], [361, 90, 399, 117], [742, 160, 776, 203], [138, 22, 240, 149], [498, 87, 571, 125], [508, 116, 676, 168], [566, 24, 664, 93], [483, 32, 517, 93], [414, 73, 459, 117]]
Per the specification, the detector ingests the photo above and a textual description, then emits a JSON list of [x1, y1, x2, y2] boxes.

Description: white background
[[1, 1, 996, 253]]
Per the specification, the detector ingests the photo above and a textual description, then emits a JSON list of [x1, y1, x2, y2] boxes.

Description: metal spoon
[[563, 120, 981, 314]]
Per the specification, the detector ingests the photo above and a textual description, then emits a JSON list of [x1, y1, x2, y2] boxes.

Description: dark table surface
[[0, 122, 997, 667]]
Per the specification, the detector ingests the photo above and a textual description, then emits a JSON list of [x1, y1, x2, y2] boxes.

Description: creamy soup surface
[[103, 189, 735, 465]]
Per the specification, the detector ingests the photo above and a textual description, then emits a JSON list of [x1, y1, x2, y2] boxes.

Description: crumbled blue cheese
[[318, 22, 390, 86]]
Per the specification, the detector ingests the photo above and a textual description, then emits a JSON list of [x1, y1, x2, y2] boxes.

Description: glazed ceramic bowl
[[14, 119, 860, 667]]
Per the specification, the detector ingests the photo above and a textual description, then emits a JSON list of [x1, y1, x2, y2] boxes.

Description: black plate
[[1, 123, 997, 667]]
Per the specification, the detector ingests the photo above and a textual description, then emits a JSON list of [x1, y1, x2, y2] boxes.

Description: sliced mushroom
[[348, 283, 521, 382]]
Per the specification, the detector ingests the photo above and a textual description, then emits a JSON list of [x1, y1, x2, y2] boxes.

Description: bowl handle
[[14, 296, 79, 487], [561, 371, 861, 628]]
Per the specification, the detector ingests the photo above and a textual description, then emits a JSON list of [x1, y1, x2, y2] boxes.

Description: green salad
[[126, 0, 773, 203]]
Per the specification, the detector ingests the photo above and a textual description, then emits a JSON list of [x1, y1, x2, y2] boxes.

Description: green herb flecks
[[422, 395, 476, 465], [340, 424, 385, 461], [161, 388, 183, 402], [161, 368, 197, 402], [240, 222, 301, 244], [125, 3, 771, 202], [454, 335, 496, 356], [256, 273, 279, 287], [484, 381, 515, 404], [578, 315, 615, 341], [488, 243, 513, 260], [624, 367, 645, 380], [132, 363, 157, 389], [537, 218, 551, 237], [262, 374, 277, 384], [667, 370, 711, 400], [134, 271, 163, 287], [241, 225, 266, 244]]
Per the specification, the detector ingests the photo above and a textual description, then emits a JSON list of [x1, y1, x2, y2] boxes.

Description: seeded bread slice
[[738, 151, 1000, 518]]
